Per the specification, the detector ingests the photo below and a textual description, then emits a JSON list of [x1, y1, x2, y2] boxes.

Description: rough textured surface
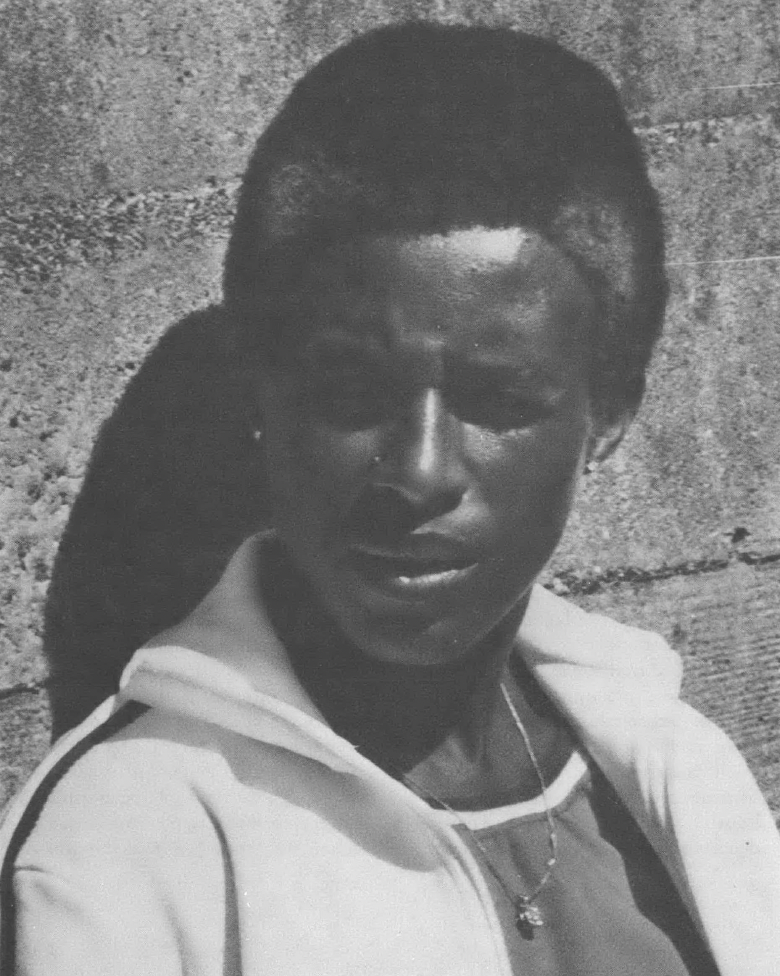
[[1, 242, 225, 686], [2, 2, 779, 815], [0, 690, 50, 811], [555, 260, 780, 576], [2, 1, 778, 202]]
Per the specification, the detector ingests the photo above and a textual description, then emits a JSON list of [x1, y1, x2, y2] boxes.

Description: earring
[[584, 460, 598, 475]]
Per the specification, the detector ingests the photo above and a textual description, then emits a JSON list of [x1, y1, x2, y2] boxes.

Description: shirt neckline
[[428, 749, 589, 831]]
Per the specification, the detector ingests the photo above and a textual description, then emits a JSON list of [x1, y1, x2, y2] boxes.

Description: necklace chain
[[401, 682, 559, 940]]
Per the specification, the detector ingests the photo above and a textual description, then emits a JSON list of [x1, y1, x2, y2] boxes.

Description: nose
[[374, 388, 468, 521]]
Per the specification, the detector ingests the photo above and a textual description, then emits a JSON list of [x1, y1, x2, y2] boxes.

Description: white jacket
[[1, 537, 778, 976]]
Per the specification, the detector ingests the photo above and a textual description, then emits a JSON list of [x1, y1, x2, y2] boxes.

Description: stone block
[[553, 259, 780, 576]]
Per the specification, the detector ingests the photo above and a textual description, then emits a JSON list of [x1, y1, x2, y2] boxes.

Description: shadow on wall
[[43, 306, 270, 738]]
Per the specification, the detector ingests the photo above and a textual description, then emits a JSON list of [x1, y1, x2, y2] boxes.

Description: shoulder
[[2, 701, 233, 880], [0, 701, 241, 975], [1, 699, 244, 976], [519, 584, 683, 695]]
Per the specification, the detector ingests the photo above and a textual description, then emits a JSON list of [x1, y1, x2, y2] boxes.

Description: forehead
[[295, 227, 595, 365]]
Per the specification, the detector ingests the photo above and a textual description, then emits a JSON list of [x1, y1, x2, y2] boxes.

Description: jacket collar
[[120, 533, 682, 771]]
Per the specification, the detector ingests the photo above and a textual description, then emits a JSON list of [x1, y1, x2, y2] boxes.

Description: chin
[[333, 591, 525, 669]]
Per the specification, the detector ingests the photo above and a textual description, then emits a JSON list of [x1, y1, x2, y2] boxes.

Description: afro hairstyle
[[224, 21, 668, 421]]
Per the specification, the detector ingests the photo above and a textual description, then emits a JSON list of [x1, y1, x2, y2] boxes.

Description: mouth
[[345, 539, 479, 598]]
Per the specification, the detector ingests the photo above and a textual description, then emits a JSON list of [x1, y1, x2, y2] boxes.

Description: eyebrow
[[298, 332, 389, 366], [301, 335, 566, 397], [448, 354, 568, 393]]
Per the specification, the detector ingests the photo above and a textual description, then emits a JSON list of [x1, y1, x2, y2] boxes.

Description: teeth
[[392, 557, 469, 577], [398, 564, 451, 579], [397, 567, 464, 584], [349, 548, 475, 588]]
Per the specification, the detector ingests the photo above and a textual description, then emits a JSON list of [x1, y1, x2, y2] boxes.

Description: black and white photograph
[[0, 3, 778, 974]]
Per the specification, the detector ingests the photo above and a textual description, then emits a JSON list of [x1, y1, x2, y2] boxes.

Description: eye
[[444, 381, 550, 432], [302, 365, 396, 429]]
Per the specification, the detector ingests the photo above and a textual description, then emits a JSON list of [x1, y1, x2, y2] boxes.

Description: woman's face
[[259, 228, 600, 666]]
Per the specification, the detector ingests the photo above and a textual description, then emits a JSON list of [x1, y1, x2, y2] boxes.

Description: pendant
[[515, 899, 544, 940]]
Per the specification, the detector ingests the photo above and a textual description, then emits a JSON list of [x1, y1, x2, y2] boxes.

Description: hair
[[224, 21, 667, 421]]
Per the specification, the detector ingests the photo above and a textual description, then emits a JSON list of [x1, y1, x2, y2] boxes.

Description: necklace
[[401, 683, 559, 941]]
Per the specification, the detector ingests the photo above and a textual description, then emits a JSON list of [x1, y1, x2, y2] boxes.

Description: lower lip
[[345, 553, 478, 600]]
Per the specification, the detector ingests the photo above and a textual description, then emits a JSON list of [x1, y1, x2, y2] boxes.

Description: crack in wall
[[1, 111, 777, 286], [0, 682, 46, 702], [0, 179, 238, 286], [546, 549, 780, 595], [1, 548, 778, 701]]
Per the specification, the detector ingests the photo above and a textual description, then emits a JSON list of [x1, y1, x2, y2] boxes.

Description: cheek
[[261, 390, 378, 524], [475, 412, 589, 533]]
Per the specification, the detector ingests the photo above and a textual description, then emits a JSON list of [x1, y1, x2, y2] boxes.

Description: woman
[[2, 22, 778, 976]]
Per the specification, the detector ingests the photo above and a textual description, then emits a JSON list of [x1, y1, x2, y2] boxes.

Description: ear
[[586, 404, 635, 466]]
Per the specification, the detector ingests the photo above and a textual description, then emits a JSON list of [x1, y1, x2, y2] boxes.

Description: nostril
[[345, 486, 419, 544]]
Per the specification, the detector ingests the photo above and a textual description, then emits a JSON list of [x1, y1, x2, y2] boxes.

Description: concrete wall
[[2, 2, 779, 811]]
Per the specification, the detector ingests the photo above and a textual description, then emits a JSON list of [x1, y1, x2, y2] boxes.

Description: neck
[[259, 540, 544, 777]]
